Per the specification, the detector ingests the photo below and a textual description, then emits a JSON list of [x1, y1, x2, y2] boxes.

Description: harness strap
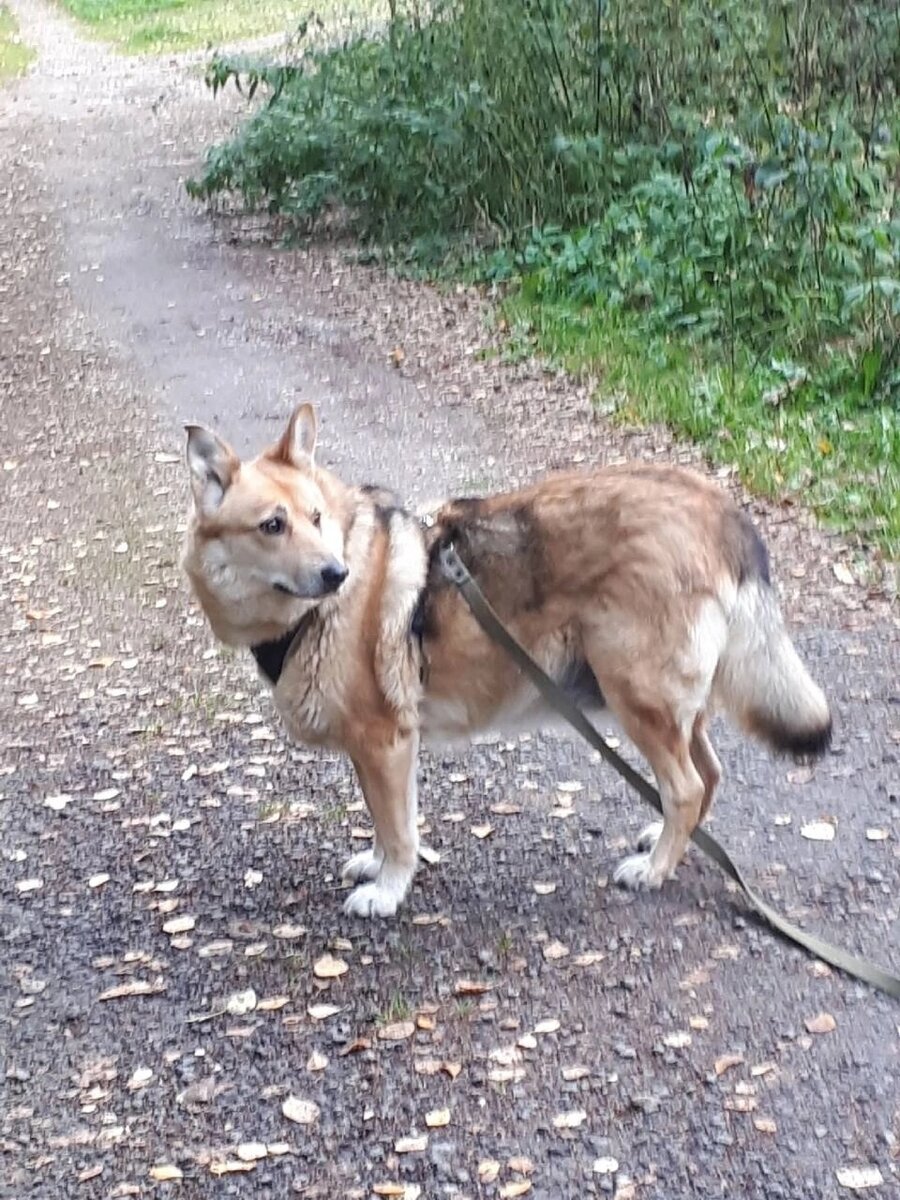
[[438, 543, 900, 1000]]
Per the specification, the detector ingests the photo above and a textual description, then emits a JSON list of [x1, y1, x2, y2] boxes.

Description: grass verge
[[55, 0, 342, 54], [504, 292, 899, 560], [0, 4, 33, 79]]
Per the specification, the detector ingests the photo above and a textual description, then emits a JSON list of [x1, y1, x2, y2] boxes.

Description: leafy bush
[[189, 0, 899, 548]]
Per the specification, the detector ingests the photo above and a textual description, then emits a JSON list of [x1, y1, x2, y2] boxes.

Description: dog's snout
[[320, 561, 348, 594]]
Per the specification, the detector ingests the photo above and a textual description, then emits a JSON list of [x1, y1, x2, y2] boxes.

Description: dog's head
[[182, 403, 348, 645]]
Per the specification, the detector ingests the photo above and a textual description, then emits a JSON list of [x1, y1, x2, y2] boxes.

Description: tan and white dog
[[182, 403, 832, 917]]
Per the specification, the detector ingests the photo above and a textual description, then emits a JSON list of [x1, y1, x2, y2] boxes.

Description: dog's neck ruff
[[250, 612, 315, 686]]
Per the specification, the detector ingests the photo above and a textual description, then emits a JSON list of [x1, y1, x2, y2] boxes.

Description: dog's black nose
[[320, 562, 348, 593]]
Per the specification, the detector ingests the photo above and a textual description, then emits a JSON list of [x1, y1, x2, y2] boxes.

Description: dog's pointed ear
[[272, 402, 317, 467], [185, 425, 239, 515]]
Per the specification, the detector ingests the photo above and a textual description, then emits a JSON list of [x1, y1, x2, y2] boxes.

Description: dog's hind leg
[[636, 713, 721, 853], [610, 707, 705, 890], [691, 715, 722, 823], [344, 730, 419, 918]]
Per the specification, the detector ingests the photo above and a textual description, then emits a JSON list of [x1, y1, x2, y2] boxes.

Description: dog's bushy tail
[[715, 579, 832, 756]]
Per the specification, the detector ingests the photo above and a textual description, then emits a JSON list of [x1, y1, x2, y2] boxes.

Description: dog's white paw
[[343, 866, 413, 919], [636, 820, 664, 854], [342, 847, 383, 884], [613, 851, 666, 891]]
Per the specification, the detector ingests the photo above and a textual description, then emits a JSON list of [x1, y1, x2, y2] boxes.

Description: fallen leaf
[[15, 878, 43, 894], [273, 923, 306, 940], [306, 1051, 328, 1072], [471, 823, 494, 839], [724, 1095, 757, 1112], [282, 1096, 320, 1125], [488, 1066, 526, 1083], [787, 765, 814, 785], [750, 1061, 777, 1078], [508, 1156, 534, 1175], [832, 562, 855, 586], [835, 1166, 883, 1190], [491, 802, 522, 815], [534, 1018, 560, 1035], [801, 820, 836, 842], [307, 1004, 342, 1021], [236, 1142, 268, 1162], [162, 915, 195, 935], [99, 980, 164, 1002], [714, 1054, 745, 1076], [337, 1037, 372, 1056], [753, 1117, 777, 1134], [209, 1160, 256, 1176], [257, 995, 289, 1012], [499, 1184, 532, 1198], [44, 794, 73, 812], [378, 1020, 416, 1042], [87, 873, 110, 889], [593, 1157, 619, 1175], [543, 940, 569, 961], [478, 1160, 501, 1183], [663, 1031, 692, 1049], [127, 1067, 153, 1091], [454, 979, 492, 995], [865, 828, 888, 842], [517, 1034, 537, 1050], [225, 989, 257, 1016], [489, 1045, 522, 1067], [533, 882, 557, 895], [557, 781, 583, 794], [804, 1012, 836, 1035], [689, 1016, 709, 1030], [562, 1065, 590, 1081], [552, 1109, 587, 1129], [572, 951, 605, 967], [425, 1108, 451, 1128], [313, 953, 348, 980], [149, 1165, 182, 1182], [395, 1134, 428, 1154]]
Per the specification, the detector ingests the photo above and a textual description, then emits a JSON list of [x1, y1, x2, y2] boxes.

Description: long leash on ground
[[438, 544, 900, 1001]]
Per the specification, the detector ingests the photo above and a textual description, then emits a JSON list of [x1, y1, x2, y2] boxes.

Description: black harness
[[250, 611, 316, 686]]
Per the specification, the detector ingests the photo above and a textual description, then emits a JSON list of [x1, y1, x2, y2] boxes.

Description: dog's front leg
[[343, 730, 419, 918]]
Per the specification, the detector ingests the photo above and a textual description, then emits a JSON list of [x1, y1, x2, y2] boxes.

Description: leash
[[438, 544, 900, 1000]]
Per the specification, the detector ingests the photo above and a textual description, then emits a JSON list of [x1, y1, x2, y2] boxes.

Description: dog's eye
[[311, 510, 321, 529], [259, 515, 286, 536]]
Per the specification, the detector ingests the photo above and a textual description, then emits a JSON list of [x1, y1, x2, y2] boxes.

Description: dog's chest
[[269, 618, 348, 744]]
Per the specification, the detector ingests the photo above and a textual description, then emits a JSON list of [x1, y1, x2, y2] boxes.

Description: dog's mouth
[[273, 581, 303, 598]]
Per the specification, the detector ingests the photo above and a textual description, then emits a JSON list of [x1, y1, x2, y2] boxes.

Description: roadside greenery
[[189, 0, 899, 555], [55, 0, 352, 54], [0, 3, 33, 79]]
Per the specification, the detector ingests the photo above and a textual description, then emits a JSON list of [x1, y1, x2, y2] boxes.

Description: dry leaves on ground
[[282, 1096, 320, 1125], [835, 1166, 883, 1190]]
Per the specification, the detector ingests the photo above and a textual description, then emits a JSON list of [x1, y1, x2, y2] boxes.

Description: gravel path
[[1, 4, 898, 1199]]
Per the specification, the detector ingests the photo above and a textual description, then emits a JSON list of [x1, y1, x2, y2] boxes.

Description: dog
[[181, 403, 832, 917]]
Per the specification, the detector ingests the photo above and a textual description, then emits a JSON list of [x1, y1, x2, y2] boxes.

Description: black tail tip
[[767, 715, 833, 760]]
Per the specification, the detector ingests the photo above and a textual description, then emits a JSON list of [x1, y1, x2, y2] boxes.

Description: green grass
[[504, 293, 900, 561], [56, 0, 339, 54], [0, 4, 34, 79]]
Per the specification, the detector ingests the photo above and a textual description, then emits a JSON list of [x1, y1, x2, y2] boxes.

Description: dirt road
[[1, 4, 897, 1198]]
